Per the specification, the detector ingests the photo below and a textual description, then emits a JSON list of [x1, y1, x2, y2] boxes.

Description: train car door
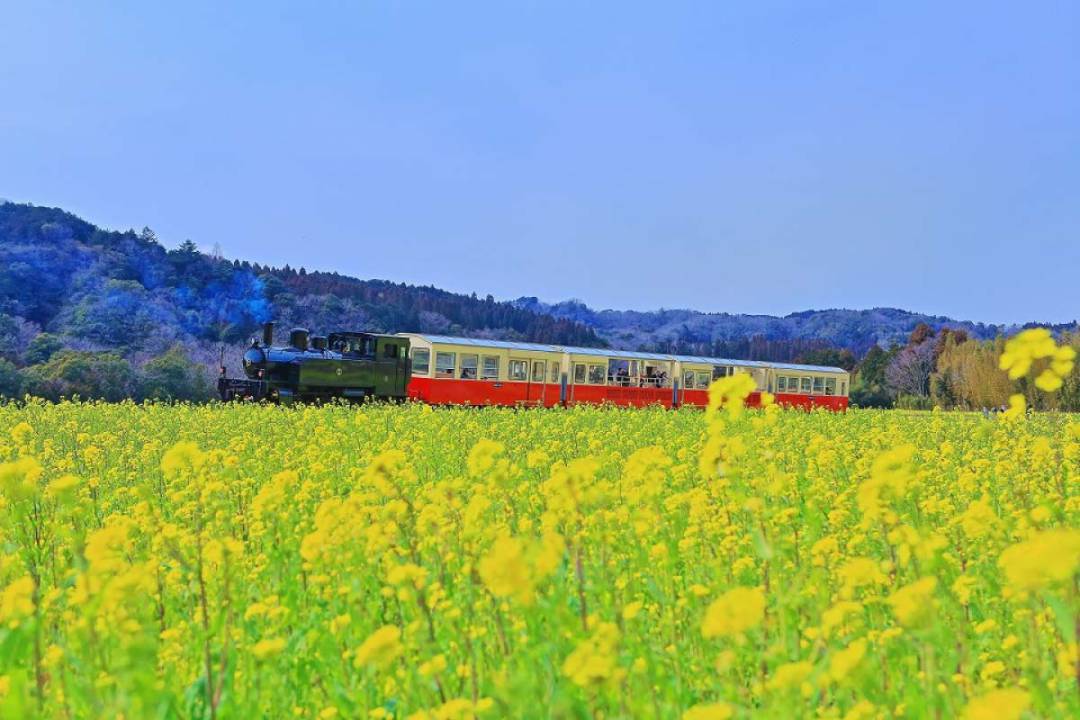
[[381, 339, 402, 396], [528, 360, 547, 405], [508, 358, 529, 404]]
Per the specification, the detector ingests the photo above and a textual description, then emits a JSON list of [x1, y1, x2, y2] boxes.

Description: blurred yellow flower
[[702, 586, 765, 638], [961, 688, 1029, 720], [252, 637, 286, 661], [828, 639, 867, 682], [682, 702, 734, 720], [767, 660, 813, 691], [998, 528, 1080, 591], [888, 577, 937, 627], [562, 622, 622, 688], [354, 626, 403, 669]]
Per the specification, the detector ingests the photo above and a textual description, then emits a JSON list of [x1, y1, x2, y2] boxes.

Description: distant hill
[[512, 298, 1077, 361]]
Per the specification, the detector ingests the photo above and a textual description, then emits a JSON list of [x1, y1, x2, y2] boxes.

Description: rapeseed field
[[0, 330, 1077, 719]]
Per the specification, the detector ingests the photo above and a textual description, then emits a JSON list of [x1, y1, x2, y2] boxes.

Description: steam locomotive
[[218, 322, 411, 403], [220, 323, 849, 410]]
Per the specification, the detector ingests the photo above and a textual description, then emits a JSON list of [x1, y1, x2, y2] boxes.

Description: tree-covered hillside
[[0, 202, 601, 400]]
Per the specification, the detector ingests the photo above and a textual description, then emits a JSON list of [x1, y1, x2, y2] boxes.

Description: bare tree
[[885, 341, 936, 397]]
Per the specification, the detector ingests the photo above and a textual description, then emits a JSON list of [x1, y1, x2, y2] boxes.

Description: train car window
[[841, 381, 847, 396], [696, 371, 711, 389], [383, 343, 397, 359], [412, 349, 431, 375], [813, 377, 824, 394], [436, 352, 456, 378], [588, 365, 604, 385], [800, 377, 812, 393], [460, 354, 478, 380], [550, 363, 560, 383], [573, 364, 586, 384], [825, 377, 836, 395], [682, 371, 694, 390], [777, 377, 787, 392], [531, 361, 545, 382], [509, 360, 528, 381], [481, 355, 499, 380], [608, 359, 635, 385]]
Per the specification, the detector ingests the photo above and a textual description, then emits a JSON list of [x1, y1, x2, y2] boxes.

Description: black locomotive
[[218, 322, 411, 404]]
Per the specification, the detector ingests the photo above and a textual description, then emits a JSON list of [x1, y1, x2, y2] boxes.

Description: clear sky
[[2, 1, 1077, 324]]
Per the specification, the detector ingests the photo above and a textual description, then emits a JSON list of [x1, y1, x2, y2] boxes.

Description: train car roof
[[677, 354, 848, 374], [400, 333, 848, 374], [563, 346, 676, 362], [399, 334, 564, 353]]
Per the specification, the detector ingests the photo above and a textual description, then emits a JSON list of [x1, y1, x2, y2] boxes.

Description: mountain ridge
[[511, 296, 1059, 357]]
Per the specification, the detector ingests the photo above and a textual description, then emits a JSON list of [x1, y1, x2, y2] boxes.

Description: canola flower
[[0, 334, 1076, 718]]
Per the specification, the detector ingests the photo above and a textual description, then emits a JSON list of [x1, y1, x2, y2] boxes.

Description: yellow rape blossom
[[702, 586, 765, 639], [252, 637, 287, 661], [0, 575, 35, 628], [562, 622, 622, 688], [682, 702, 734, 720], [354, 626, 403, 669], [960, 688, 1030, 720], [828, 639, 867, 683], [887, 577, 937, 627], [998, 528, 1080, 591]]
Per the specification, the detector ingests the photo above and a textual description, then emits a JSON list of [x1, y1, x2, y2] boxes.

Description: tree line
[[850, 323, 1080, 411]]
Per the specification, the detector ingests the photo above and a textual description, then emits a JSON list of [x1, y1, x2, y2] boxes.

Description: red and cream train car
[[398, 334, 849, 410]]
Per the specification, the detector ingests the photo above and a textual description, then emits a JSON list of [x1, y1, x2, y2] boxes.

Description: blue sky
[[2, 1, 1077, 324]]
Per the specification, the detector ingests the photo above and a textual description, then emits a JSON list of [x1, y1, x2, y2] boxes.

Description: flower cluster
[[999, 327, 1077, 391]]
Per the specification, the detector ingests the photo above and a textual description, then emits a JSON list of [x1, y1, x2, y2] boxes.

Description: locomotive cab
[[328, 332, 376, 357]]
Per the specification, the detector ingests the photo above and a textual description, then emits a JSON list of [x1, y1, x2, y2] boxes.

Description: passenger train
[[401, 334, 849, 410], [219, 323, 850, 410]]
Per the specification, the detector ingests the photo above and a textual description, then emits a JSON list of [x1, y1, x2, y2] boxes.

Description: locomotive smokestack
[[262, 322, 274, 346], [289, 328, 309, 351]]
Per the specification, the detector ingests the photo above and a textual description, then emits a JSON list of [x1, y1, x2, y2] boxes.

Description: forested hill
[[513, 298, 1077, 360], [0, 201, 601, 398]]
